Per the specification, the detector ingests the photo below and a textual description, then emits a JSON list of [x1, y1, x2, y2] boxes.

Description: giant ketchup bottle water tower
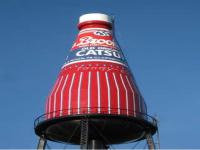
[[34, 13, 158, 149]]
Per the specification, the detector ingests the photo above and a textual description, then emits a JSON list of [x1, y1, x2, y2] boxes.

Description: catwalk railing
[[34, 107, 157, 128]]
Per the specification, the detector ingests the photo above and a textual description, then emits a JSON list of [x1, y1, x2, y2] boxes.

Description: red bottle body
[[45, 16, 147, 120]]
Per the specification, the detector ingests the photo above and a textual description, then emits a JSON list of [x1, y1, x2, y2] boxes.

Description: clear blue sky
[[0, 0, 200, 149]]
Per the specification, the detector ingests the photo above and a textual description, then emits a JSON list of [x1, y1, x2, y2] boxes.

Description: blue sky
[[0, 0, 200, 149]]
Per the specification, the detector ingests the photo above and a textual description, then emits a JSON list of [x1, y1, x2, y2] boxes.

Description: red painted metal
[[45, 17, 147, 120]]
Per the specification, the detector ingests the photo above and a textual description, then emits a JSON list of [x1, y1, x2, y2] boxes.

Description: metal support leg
[[145, 133, 155, 150], [88, 139, 108, 150], [37, 136, 47, 150]]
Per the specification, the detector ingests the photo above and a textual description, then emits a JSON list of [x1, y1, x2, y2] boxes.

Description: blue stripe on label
[[65, 46, 127, 65]]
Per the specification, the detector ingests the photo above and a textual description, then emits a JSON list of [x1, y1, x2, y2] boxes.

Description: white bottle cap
[[79, 13, 113, 24]]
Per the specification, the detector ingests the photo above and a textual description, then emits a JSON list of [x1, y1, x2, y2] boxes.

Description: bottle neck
[[78, 21, 112, 30], [72, 21, 116, 50], [65, 20, 127, 68]]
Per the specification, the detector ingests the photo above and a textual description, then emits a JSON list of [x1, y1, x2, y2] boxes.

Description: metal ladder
[[80, 118, 89, 149]]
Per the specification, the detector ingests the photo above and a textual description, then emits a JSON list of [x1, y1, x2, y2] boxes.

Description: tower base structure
[[35, 109, 157, 149]]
